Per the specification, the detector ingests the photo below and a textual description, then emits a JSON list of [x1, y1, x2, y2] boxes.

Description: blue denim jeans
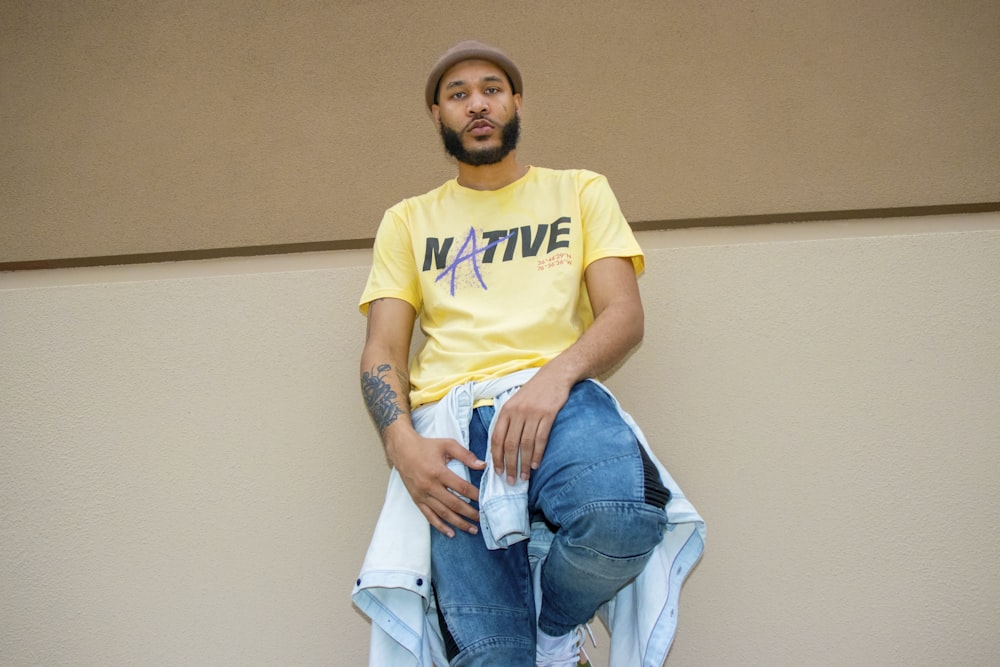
[[430, 381, 669, 666]]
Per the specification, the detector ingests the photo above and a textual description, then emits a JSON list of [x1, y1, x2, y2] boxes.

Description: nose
[[467, 94, 488, 115]]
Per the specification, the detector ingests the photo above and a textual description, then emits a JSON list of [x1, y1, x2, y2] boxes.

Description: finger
[[503, 425, 524, 485], [442, 439, 486, 471], [431, 467, 482, 514], [490, 414, 509, 470], [528, 418, 553, 474], [418, 504, 457, 538], [440, 469, 481, 504], [517, 438, 535, 482], [514, 418, 540, 481], [425, 496, 479, 535], [518, 432, 539, 481], [444, 495, 480, 526]]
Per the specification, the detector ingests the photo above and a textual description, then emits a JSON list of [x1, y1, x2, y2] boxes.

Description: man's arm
[[360, 297, 484, 537], [360, 298, 416, 438], [490, 256, 644, 483]]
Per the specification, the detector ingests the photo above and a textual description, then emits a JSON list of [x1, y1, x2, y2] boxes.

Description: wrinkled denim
[[352, 371, 705, 667], [431, 381, 668, 665]]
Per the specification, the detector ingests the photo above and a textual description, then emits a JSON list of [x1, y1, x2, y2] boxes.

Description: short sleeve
[[358, 208, 422, 315], [579, 172, 645, 276]]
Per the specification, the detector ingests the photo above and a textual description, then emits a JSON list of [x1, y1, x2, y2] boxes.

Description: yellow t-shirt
[[359, 166, 644, 408]]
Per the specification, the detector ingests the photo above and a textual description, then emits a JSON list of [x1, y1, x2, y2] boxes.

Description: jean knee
[[565, 501, 667, 561], [436, 603, 535, 665], [540, 502, 667, 617]]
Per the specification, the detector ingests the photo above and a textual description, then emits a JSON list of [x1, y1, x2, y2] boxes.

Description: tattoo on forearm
[[361, 363, 408, 435]]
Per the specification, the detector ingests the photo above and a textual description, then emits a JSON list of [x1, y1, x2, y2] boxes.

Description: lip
[[467, 119, 495, 136]]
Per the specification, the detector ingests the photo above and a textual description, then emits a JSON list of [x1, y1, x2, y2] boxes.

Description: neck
[[455, 152, 528, 191]]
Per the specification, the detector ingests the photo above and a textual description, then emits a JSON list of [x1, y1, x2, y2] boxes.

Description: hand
[[490, 372, 572, 484], [388, 433, 485, 538]]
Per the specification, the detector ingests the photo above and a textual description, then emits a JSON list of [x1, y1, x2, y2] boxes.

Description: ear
[[431, 104, 442, 127], [513, 93, 522, 115]]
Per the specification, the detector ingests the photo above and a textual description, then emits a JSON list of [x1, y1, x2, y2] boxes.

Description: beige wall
[[2, 215, 999, 665], [3, 0, 999, 265], [3, 1, 1000, 664]]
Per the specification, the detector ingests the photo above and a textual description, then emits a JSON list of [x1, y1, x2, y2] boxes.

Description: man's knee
[[562, 501, 666, 561]]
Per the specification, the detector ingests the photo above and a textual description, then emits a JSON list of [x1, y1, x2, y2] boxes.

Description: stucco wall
[[2, 216, 998, 665], [3, 0, 999, 265]]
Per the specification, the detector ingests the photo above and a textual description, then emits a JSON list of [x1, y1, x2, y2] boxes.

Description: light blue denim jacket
[[351, 370, 706, 666]]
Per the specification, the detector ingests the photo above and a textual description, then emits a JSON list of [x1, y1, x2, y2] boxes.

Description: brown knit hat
[[425, 40, 523, 109]]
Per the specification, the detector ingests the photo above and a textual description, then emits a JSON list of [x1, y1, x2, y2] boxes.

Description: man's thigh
[[429, 406, 535, 662], [529, 381, 660, 521]]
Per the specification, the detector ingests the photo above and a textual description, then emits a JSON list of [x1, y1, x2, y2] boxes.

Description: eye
[[451, 91, 467, 100], [485, 86, 501, 94]]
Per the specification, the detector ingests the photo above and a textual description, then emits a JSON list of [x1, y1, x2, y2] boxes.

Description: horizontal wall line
[[0, 238, 375, 272], [3, 201, 998, 272], [628, 201, 1000, 232]]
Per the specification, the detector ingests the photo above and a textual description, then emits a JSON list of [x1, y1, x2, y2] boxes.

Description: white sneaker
[[536, 624, 595, 666]]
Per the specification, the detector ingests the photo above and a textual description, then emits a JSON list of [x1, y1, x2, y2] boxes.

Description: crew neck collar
[[453, 165, 533, 193]]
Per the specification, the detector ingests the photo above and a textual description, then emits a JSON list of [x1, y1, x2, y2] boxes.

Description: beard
[[439, 113, 521, 166]]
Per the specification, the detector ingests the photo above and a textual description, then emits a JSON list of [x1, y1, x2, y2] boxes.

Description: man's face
[[432, 59, 522, 166]]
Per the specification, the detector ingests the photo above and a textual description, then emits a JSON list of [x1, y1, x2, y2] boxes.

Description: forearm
[[359, 297, 420, 454], [541, 297, 643, 388], [361, 338, 426, 474], [539, 254, 645, 388], [361, 355, 410, 440], [360, 312, 484, 536]]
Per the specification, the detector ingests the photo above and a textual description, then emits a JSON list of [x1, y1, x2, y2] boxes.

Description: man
[[355, 40, 703, 666]]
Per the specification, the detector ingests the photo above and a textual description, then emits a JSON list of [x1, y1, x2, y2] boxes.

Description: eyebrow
[[444, 74, 505, 90]]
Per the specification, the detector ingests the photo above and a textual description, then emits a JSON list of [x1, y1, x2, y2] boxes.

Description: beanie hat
[[425, 40, 523, 109]]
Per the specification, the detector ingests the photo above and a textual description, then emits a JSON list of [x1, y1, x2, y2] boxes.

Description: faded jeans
[[430, 381, 670, 666]]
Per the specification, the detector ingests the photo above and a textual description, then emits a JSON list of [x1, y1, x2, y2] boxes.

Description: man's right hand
[[386, 433, 485, 538]]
